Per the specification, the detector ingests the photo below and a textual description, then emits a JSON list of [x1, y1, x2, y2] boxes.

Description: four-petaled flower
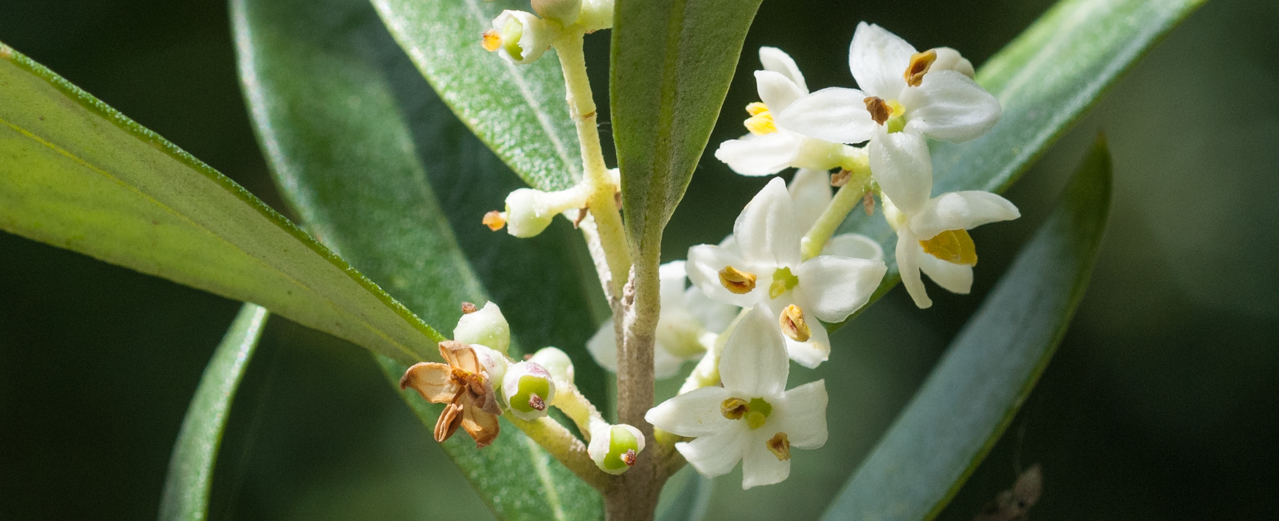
[[780, 22, 1000, 216], [400, 341, 504, 448], [687, 178, 886, 367], [883, 190, 1020, 309], [646, 304, 828, 489]]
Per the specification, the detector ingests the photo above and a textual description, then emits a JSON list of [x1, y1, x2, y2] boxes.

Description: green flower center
[[769, 267, 799, 299], [603, 426, 639, 470], [510, 374, 549, 413]]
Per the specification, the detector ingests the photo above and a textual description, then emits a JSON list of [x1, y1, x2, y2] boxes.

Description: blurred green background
[[2, 0, 1277, 519]]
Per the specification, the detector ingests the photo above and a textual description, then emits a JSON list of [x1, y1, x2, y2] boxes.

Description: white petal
[[900, 70, 1001, 143], [774, 380, 829, 448], [677, 431, 747, 478], [909, 191, 1021, 240], [586, 319, 619, 373], [659, 261, 689, 310], [735, 178, 802, 268], [777, 88, 877, 145], [868, 129, 932, 215], [795, 255, 888, 323], [645, 386, 734, 437], [756, 70, 805, 113], [767, 293, 830, 368], [759, 46, 807, 94], [848, 22, 915, 100], [720, 304, 789, 397], [683, 285, 739, 334], [895, 229, 933, 309], [932, 47, 974, 78], [686, 244, 764, 308], [821, 233, 884, 262], [918, 253, 974, 294], [714, 132, 802, 177], [718, 233, 739, 256], [741, 431, 791, 489], [788, 168, 833, 233]]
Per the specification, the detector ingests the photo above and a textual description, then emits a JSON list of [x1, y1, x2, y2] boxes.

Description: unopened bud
[[529, 347, 575, 384], [470, 344, 509, 387], [531, 0, 581, 25], [486, 11, 553, 65], [502, 362, 556, 420], [453, 302, 511, 354], [587, 423, 645, 475], [503, 186, 588, 238]]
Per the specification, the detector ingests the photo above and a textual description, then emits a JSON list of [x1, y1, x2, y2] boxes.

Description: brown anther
[[481, 29, 502, 52], [863, 191, 876, 216], [864, 96, 891, 125], [718, 266, 757, 294], [766, 432, 792, 461], [779, 304, 812, 342], [831, 169, 852, 187], [573, 207, 588, 229], [621, 449, 638, 466], [528, 394, 546, 411], [721, 397, 749, 420], [483, 210, 506, 231], [904, 49, 938, 87], [461, 302, 479, 314]]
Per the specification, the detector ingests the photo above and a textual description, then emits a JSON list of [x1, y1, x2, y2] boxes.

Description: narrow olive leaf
[[0, 44, 441, 364], [611, 0, 763, 255], [232, 0, 604, 519], [830, 0, 1204, 326], [821, 137, 1113, 521], [159, 303, 269, 521], [369, 0, 581, 191], [655, 467, 712, 521]]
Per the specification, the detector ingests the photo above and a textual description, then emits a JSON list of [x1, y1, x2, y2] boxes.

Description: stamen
[[744, 102, 777, 135], [779, 304, 812, 342], [746, 102, 769, 116], [904, 49, 938, 87], [721, 397, 749, 420], [766, 432, 792, 461], [461, 302, 479, 314], [481, 29, 502, 52], [528, 394, 546, 411], [918, 229, 978, 266], [483, 210, 507, 231], [719, 266, 757, 294], [864, 96, 891, 125], [621, 449, 637, 467]]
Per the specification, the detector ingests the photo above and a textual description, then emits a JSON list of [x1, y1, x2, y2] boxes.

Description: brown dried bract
[[461, 302, 479, 314], [974, 465, 1042, 521], [864, 96, 891, 125]]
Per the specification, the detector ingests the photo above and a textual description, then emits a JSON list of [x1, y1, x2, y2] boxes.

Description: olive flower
[[400, 341, 505, 448]]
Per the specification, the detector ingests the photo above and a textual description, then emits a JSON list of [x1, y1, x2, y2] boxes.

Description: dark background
[[2, 0, 1277, 520]]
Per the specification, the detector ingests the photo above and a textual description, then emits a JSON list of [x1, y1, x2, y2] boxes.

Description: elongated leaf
[[822, 137, 1112, 520], [655, 467, 712, 521], [832, 0, 1204, 324], [0, 44, 440, 364], [232, 0, 604, 518], [611, 0, 763, 254], [159, 303, 269, 521], [369, 0, 581, 191]]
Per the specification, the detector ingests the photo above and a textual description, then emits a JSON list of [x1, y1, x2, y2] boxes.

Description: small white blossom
[[488, 184, 589, 238], [687, 178, 886, 367], [588, 261, 737, 378], [587, 423, 645, 475], [882, 190, 1020, 309], [780, 23, 1000, 215], [646, 305, 828, 489], [502, 361, 556, 420], [715, 48, 859, 177], [482, 10, 555, 65]]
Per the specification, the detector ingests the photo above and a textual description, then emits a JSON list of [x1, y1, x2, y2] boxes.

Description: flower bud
[[587, 423, 645, 475], [502, 361, 557, 420], [453, 301, 511, 354], [503, 186, 588, 238], [470, 344, 509, 388], [484, 11, 553, 65], [531, 0, 581, 25], [529, 347, 575, 384], [577, 0, 613, 32]]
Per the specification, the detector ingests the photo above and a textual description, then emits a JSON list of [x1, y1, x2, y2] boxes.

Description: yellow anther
[[721, 397, 749, 420], [766, 432, 792, 461], [482, 210, 507, 231], [904, 49, 938, 87], [744, 102, 777, 135], [719, 266, 758, 294], [864, 96, 891, 126], [481, 29, 502, 52], [778, 304, 811, 342], [919, 229, 978, 266]]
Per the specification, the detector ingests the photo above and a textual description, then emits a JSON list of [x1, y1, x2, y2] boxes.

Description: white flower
[[646, 305, 828, 489], [715, 48, 858, 177], [482, 11, 555, 65], [588, 261, 737, 378], [686, 178, 887, 367], [882, 191, 1020, 309], [779, 23, 1000, 215]]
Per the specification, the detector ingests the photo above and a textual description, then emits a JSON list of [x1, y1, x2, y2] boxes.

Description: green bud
[[588, 423, 645, 475], [502, 362, 556, 420], [453, 302, 510, 354]]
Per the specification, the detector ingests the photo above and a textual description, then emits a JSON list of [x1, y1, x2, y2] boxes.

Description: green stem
[[800, 151, 873, 260], [552, 382, 608, 439], [507, 414, 615, 491]]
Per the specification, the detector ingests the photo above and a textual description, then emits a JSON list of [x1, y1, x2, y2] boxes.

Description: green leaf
[[611, 0, 763, 254], [159, 303, 269, 521], [368, 0, 582, 191], [0, 44, 441, 364], [232, 0, 604, 518], [821, 137, 1113, 521], [832, 0, 1204, 324], [655, 467, 712, 521]]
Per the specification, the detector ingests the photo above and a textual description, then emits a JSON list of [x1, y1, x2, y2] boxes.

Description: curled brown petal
[[439, 340, 481, 374], [434, 402, 464, 443], [461, 403, 501, 449], [400, 362, 460, 404]]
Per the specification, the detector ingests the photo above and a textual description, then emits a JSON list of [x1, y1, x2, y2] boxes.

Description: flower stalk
[[800, 153, 872, 260]]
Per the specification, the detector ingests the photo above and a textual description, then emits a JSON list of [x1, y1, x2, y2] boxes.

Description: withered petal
[[400, 362, 460, 404], [439, 340, 482, 374], [434, 402, 464, 443], [461, 404, 500, 449]]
